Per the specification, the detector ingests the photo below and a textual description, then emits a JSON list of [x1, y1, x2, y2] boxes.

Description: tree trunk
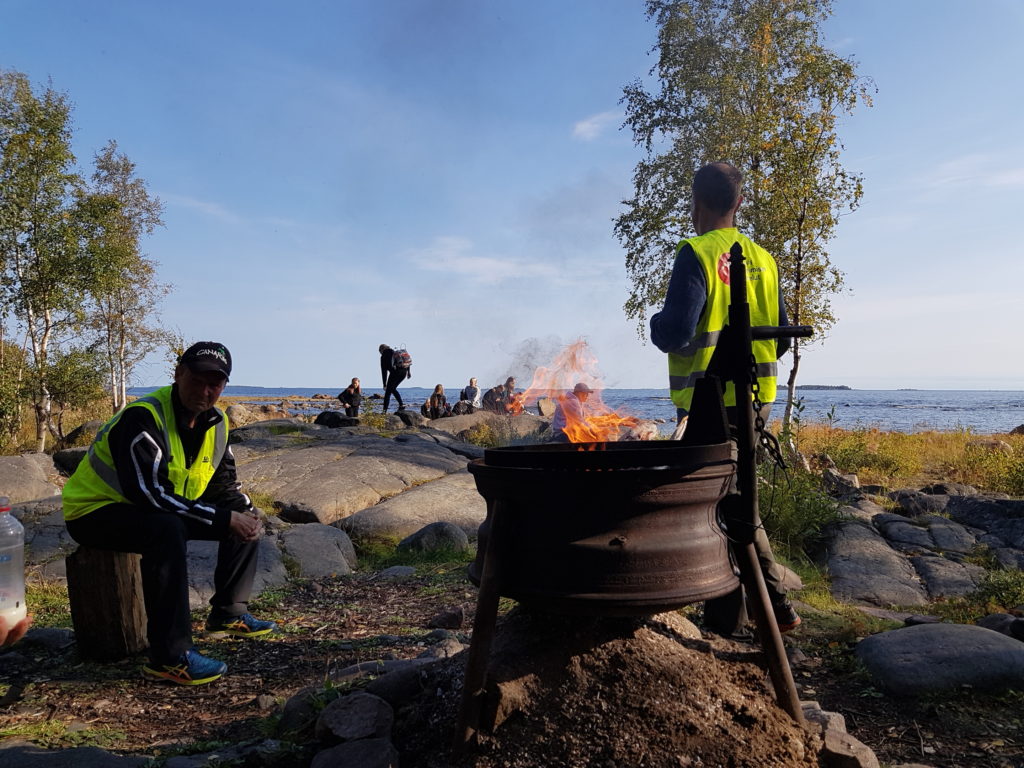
[[782, 339, 801, 436], [66, 547, 148, 661]]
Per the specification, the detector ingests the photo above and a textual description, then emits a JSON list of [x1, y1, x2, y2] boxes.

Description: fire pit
[[467, 440, 738, 616]]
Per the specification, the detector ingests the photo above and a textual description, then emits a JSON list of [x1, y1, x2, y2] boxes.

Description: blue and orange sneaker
[[205, 612, 276, 639], [142, 648, 227, 685]]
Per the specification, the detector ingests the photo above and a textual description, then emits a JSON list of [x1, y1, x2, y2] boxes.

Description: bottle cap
[[0, 496, 9, 513]]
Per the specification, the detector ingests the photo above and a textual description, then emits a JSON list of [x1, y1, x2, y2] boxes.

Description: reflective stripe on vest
[[667, 229, 780, 415], [62, 386, 229, 520]]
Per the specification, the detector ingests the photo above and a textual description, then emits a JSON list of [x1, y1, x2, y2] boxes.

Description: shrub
[[357, 398, 388, 430], [971, 569, 1024, 612], [759, 464, 841, 562]]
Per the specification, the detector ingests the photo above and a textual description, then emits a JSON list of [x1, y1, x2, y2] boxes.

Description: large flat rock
[[856, 623, 1024, 696], [423, 410, 548, 441], [235, 434, 466, 524], [947, 496, 1024, 549], [0, 454, 61, 503], [338, 471, 486, 541], [14, 497, 75, 582], [824, 521, 928, 607], [910, 554, 985, 599], [187, 535, 288, 609]]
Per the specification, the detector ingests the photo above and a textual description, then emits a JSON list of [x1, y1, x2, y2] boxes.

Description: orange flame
[[519, 339, 640, 443]]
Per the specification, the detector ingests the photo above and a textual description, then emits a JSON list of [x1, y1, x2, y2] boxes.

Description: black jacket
[[104, 385, 251, 535]]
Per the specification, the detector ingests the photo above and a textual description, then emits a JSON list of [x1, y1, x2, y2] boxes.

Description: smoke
[[492, 336, 568, 387]]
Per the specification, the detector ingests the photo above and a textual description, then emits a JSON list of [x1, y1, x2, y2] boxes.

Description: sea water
[[129, 386, 1024, 435]]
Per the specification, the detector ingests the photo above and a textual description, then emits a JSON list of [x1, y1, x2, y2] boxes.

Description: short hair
[[692, 162, 743, 216]]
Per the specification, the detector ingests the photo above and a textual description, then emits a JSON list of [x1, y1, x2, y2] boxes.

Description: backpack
[[392, 348, 412, 370]]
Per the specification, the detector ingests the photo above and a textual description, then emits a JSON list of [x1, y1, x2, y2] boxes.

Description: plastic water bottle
[[0, 496, 26, 626]]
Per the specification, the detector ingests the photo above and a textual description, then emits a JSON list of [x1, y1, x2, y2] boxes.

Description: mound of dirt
[[393, 609, 819, 767]]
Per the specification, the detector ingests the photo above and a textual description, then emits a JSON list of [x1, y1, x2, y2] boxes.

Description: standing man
[[550, 382, 592, 443], [62, 342, 275, 685], [379, 344, 411, 414], [650, 162, 798, 637]]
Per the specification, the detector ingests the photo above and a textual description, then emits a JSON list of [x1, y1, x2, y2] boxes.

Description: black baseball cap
[[180, 341, 232, 380]]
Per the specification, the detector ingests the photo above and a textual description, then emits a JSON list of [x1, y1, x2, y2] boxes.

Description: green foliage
[[0, 70, 86, 451], [83, 140, 168, 412], [268, 424, 304, 436], [971, 569, 1024, 613], [353, 535, 474, 573], [616, 1, 874, 431], [616, 0, 872, 337], [0, 71, 170, 448], [0, 342, 28, 450], [25, 581, 71, 627], [759, 463, 841, 561], [357, 397, 388, 430], [952, 443, 1024, 497], [247, 490, 279, 516], [794, 424, 1024, 491], [0, 720, 128, 750], [463, 422, 500, 448], [821, 429, 921, 480]]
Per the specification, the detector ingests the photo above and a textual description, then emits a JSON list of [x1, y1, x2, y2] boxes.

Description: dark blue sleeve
[[650, 243, 707, 354]]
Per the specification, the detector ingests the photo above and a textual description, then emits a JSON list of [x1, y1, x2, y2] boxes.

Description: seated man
[[62, 342, 275, 685], [550, 383, 592, 443]]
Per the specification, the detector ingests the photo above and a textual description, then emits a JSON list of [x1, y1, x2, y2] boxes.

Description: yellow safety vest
[[667, 228, 780, 415], [62, 386, 229, 520]]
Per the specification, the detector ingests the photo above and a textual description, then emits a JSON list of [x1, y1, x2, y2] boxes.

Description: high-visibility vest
[[667, 228, 780, 415], [62, 386, 229, 520]]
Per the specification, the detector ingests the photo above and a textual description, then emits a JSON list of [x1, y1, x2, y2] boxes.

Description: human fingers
[[5, 615, 31, 646]]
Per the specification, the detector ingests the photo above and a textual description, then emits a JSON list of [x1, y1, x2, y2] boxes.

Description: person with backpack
[[338, 378, 361, 417], [379, 344, 411, 414]]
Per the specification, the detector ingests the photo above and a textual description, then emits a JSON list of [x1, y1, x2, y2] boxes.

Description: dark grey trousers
[[67, 503, 258, 664]]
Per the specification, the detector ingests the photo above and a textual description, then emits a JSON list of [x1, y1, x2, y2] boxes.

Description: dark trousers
[[684, 404, 790, 636], [66, 503, 259, 664], [344, 405, 359, 417], [702, 492, 790, 636], [382, 369, 407, 412]]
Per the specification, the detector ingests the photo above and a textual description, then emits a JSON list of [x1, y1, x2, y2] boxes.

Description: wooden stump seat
[[65, 547, 148, 661]]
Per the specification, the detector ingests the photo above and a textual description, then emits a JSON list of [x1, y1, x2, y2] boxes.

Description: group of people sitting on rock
[[420, 376, 522, 419]]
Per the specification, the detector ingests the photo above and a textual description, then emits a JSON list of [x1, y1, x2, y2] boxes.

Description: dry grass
[[791, 423, 1024, 494]]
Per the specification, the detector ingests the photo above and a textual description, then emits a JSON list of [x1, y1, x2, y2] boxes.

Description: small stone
[[426, 606, 464, 630]]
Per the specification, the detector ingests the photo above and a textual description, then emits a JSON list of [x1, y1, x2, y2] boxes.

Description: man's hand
[[0, 614, 31, 647], [229, 510, 261, 543]]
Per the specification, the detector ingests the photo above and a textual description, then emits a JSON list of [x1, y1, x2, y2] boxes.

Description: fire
[[507, 392, 526, 416], [518, 339, 641, 444]]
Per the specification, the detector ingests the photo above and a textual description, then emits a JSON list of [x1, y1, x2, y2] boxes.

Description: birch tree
[[0, 71, 87, 451], [616, 0, 872, 430], [84, 140, 167, 411]]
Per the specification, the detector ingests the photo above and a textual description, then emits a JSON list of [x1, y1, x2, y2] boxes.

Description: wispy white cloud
[[406, 236, 559, 285], [161, 192, 243, 224], [919, 153, 1024, 191], [572, 110, 619, 141]]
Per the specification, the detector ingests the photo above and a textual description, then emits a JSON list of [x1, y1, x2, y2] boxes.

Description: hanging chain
[[749, 353, 787, 470]]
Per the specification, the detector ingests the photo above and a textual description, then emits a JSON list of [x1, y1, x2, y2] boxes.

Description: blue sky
[[3, 0, 1022, 391]]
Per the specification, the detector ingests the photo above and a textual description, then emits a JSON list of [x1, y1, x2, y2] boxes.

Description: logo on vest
[[717, 253, 730, 285]]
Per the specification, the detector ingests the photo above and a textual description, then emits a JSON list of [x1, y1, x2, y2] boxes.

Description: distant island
[[796, 384, 852, 390]]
